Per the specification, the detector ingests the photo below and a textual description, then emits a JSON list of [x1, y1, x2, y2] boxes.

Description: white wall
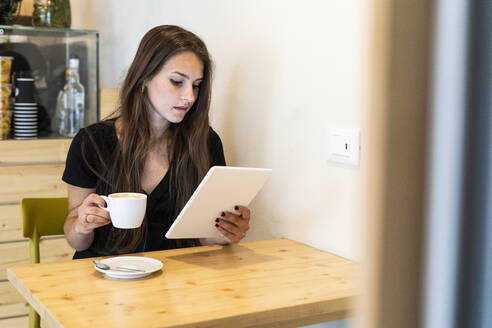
[[71, 0, 369, 262]]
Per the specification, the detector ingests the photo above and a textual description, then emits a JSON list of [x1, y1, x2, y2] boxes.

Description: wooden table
[[7, 238, 357, 328]]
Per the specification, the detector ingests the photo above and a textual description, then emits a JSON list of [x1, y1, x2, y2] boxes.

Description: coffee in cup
[[109, 194, 145, 199], [99, 192, 147, 229]]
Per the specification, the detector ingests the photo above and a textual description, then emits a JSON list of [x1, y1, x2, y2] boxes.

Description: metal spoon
[[93, 260, 146, 273]]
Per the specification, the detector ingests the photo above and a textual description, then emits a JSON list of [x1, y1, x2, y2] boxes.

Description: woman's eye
[[170, 79, 183, 86], [193, 84, 201, 89]]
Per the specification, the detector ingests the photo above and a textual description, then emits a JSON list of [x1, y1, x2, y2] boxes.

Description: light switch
[[326, 127, 360, 166]]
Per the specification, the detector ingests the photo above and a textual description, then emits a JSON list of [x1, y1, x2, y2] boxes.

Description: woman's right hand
[[74, 193, 111, 234]]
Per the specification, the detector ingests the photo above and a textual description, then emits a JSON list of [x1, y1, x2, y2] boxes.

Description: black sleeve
[[209, 128, 226, 166], [62, 128, 99, 188]]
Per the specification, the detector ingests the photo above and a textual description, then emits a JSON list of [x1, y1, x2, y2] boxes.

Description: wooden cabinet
[[0, 88, 118, 327]]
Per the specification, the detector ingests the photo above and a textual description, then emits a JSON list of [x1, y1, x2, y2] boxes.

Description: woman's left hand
[[215, 205, 250, 243]]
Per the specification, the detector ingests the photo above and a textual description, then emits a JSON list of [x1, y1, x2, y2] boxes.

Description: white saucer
[[94, 256, 163, 279]]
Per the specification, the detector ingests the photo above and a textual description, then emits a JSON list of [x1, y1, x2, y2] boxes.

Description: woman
[[62, 25, 250, 259]]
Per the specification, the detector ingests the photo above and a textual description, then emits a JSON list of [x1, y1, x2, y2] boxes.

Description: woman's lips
[[174, 106, 188, 112]]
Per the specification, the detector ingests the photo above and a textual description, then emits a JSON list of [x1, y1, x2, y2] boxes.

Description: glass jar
[[32, 0, 71, 28]]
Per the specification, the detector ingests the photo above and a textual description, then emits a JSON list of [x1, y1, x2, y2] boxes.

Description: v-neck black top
[[62, 120, 226, 259]]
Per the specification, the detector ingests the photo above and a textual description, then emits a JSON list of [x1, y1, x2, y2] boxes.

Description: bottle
[[53, 57, 85, 137], [32, 0, 71, 28]]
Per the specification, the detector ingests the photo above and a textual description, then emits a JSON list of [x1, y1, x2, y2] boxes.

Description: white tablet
[[165, 166, 272, 239]]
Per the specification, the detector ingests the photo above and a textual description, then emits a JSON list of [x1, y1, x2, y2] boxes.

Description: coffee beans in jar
[[0, 110, 11, 139], [0, 83, 11, 111], [0, 56, 13, 83]]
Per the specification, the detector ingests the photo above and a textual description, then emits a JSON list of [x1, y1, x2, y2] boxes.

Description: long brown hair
[[87, 25, 213, 254]]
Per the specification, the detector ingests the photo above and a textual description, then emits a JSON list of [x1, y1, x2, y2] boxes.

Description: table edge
[[7, 267, 63, 328]]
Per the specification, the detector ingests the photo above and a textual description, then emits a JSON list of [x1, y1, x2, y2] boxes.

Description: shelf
[[0, 25, 99, 140], [0, 24, 98, 36]]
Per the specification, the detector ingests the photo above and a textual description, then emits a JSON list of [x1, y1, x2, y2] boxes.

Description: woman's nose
[[181, 84, 195, 104]]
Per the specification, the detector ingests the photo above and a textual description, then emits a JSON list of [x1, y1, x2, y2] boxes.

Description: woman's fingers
[[215, 205, 251, 243], [216, 223, 244, 243], [83, 193, 106, 207], [218, 211, 249, 230], [216, 216, 245, 234], [79, 204, 110, 223], [78, 212, 110, 233], [84, 204, 110, 221], [85, 213, 110, 225], [76, 194, 111, 233], [233, 205, 251, 219]]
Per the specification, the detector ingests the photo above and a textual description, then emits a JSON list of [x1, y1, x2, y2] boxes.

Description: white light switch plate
[[326, 127, 360, 166]]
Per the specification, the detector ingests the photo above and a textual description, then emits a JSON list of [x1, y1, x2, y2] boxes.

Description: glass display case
[[0, 25, 98, 139]]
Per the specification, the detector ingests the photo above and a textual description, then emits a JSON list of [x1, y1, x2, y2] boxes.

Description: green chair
[[21, 197, 68, 328]]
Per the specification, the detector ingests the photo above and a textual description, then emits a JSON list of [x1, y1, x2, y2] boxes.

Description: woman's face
[[146, 51, 204, 125]]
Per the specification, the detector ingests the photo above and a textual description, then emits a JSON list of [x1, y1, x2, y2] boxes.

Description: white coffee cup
[[99, 192, 147, 229]]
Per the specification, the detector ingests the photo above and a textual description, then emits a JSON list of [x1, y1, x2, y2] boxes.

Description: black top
[[62, 120, 226, 259]]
